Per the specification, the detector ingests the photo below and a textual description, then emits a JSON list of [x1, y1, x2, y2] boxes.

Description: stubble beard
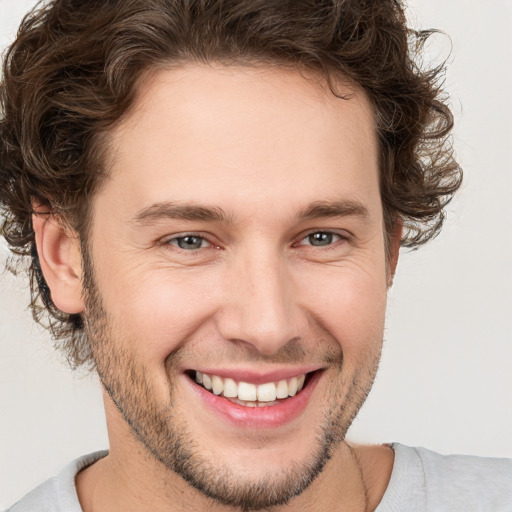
[[81, 249, 382, 511]]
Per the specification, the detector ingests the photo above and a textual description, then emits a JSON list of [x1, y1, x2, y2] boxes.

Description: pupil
[[309, 232, 332, 246], [178, 236, 202, 249]]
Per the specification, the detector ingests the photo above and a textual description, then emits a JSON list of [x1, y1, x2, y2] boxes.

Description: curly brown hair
[[0, 0, 462, 368]]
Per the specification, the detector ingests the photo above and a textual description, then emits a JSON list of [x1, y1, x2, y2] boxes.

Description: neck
[[76, 439, 393, 512]]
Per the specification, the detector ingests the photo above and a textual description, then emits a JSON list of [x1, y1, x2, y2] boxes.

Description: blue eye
[[302, 232, 341, 247], [169, 235, 209, 250]]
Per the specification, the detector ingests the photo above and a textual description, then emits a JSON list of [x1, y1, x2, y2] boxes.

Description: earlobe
[[32, 211, 84, 314]]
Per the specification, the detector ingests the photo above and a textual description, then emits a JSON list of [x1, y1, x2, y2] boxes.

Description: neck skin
[[76, 401, 394, 512]]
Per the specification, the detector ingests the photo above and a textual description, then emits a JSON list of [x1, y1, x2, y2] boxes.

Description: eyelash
[[294, 231, 347, 248], [162, 230, 348, 252], [163, 233, 216, 251]]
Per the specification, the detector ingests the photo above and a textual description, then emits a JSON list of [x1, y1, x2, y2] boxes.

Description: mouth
[[187, 370, 315, 408]]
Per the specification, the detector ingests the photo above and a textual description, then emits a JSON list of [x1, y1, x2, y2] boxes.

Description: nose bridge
[[218, 244, 302, 354]]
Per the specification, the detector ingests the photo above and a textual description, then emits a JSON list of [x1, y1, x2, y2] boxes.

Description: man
[[1, 0, 510, 511]]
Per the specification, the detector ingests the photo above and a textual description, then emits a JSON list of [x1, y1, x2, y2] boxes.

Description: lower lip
[[187, 371, 322, 429]]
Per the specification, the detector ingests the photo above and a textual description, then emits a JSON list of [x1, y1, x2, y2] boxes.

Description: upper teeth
[[195, 371, 306, 402]]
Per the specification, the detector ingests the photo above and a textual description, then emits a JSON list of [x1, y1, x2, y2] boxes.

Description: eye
[[299, 231, 342, 247], [167, 235, 210, 250]]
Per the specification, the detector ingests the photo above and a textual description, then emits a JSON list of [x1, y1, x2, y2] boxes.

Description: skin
[[34, 64, 397, 511]]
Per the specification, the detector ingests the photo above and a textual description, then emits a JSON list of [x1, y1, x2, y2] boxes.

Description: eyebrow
[[298, 200, 370, 221], [133, 202, 230, 225], [132, 199, 369, 226]]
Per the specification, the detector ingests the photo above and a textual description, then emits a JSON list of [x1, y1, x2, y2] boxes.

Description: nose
[[216, 248, 305, 356]]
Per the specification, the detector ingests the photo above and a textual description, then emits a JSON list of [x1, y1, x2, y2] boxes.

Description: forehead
[[100, 63, 380, 223]]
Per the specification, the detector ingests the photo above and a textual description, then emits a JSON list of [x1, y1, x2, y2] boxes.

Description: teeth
[[202, 374, 212, 391], [276, 379, 289, 399], [193, 371, 308, 404], [211, 375, 223, 395], [288, 377, 298, 397], [238, 382, 257, 401], [257, 382, 277, 402], [223, 378, 238, 398]]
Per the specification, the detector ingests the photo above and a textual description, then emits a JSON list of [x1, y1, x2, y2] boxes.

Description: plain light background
[[1, 0, 511, 508]]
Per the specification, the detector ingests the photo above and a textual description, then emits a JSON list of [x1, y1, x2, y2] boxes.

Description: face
[[82, 64, 393, 509]]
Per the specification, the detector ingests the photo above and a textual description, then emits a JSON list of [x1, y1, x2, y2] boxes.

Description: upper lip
[[184, 365, 324, 384]]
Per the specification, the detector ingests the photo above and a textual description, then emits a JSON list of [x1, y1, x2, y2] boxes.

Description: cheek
[[298, 265, 388, 354], [99, 264, 222, 359]]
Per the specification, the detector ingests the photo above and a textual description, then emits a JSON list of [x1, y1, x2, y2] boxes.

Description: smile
[[193, 371, 308, 407]]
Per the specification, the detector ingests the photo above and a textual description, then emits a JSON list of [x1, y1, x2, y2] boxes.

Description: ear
[[32, 210, 84, 314], [387, 221, 402, 287]]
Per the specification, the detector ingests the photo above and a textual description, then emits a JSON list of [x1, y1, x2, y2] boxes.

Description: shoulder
[[412, 444, 512, 489], [377, 443, 512, 512], [4, 451, 107, 512]]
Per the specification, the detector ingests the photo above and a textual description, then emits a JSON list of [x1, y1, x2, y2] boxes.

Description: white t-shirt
[[5, 444, 512, 511]]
